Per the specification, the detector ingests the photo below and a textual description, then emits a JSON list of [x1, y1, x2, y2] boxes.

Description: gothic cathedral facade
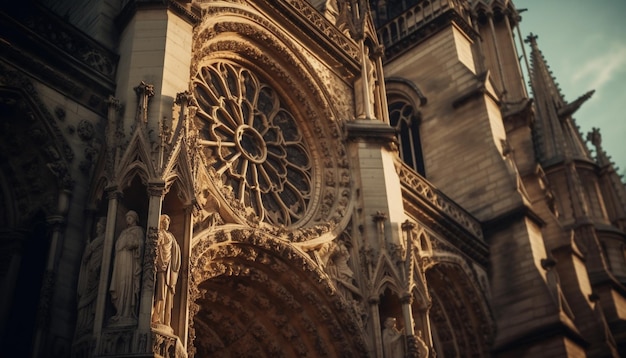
[[1, 0, 625, 357]]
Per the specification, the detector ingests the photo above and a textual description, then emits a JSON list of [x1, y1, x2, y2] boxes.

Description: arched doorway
[[188, 227, 369, 357], [426, 262, 493, 357], [0, 85, 72, 356]]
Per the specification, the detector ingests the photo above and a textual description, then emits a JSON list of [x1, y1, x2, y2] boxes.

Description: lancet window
[[389, 100, 425, 176]]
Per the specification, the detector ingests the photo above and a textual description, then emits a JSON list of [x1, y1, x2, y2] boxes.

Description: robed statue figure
[[151, 214, 181, 329], [109, 210, 144, 325]]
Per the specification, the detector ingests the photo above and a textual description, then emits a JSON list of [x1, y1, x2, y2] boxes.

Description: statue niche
[[151, 214, 181, 331], [109, 210, 145, 326]]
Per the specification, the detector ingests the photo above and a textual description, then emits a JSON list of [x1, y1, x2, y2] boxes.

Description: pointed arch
[[372, 252, 405, 296], [425, 260, 493, 358], [116, 130, 156, 189], [162, 140, 196, 207], [188, 226, 369, 357], [385, 78, 427, 176], [0, 81, 72, 356], [0, 85, 73, 224]]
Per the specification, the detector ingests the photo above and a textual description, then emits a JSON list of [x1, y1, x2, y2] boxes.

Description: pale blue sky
[[518, 0, 626, 175]]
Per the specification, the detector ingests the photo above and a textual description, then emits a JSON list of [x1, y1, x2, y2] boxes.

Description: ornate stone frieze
[[13, 7, 117, 79], [1, 5, 117, 115], [270, 0, 360, 61], [141, 226, 159, 297], [97, 328, 137, 356], [294, 39, 355, 120], [398, 163, 482, 239]]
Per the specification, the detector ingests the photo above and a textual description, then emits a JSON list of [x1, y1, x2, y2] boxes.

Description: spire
[[588, 128, 626, 229], [525, 33, 593, 165], [587, 127, 612, 168]]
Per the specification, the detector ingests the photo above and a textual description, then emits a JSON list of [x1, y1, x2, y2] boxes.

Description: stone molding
[[0, 3, 117, 115], [398, 162, 483, 239]]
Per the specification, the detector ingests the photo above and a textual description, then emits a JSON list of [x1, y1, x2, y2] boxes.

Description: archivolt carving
[[276, 0, 360, 60], [194, 6, 351, 144], [426, 262, 494, 357], [0, 70, 75, 224], [188, 227, 368, 357], [0, 64, 75, 165], [291, 40, 355, 121]]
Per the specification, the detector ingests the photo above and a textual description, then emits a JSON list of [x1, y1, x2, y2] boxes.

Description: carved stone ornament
[[109, 210, 145, 326], [152, 215, 181, 330], [190, 4, 353, 239], [75, 217, 106, 336], [382, 317, 405, 358], [187, 226, 369, 357], [193, 61, 312, 227]]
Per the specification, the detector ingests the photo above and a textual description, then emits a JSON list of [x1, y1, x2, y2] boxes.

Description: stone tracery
[[191, 5, 355, 237], [193, 61, 313, 227]]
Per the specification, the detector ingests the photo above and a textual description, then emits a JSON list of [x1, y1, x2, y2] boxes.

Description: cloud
[[571, 42, 626, 91]]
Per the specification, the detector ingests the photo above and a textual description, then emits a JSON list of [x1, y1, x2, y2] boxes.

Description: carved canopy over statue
[[109, 210, 144, 326]]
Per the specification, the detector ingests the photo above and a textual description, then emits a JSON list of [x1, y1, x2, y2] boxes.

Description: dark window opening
[[389, 100, 425, 176]]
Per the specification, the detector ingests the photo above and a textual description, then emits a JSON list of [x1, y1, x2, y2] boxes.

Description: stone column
[[175, 205, 194, 349], [138, 181, 166, 334], [369, 296, 383, 358], [94, 188, 121, 342], [400, 294, 415, 337]]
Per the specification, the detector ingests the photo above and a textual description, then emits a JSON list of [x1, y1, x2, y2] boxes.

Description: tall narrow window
[[389, 100, 425, 176]]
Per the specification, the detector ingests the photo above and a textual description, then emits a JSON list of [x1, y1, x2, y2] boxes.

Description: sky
[[516, 0, 626, 176]]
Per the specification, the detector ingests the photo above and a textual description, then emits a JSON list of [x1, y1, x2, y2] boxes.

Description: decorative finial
[[134, 81, 155, 123], [524, 32, 538, 44]]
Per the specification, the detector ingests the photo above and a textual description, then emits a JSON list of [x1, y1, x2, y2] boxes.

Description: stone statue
[[76, 217, 106, 333], [109, 210, 144, 325], [356, 45, 378, 120], [331, 241, 353, 282], [382, 317, 405, 358], [151, 214, 181, 328], [319, 240, 354, 298], [415, 330, 430, 358]]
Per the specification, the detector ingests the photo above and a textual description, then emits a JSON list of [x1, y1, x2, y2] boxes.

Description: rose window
[[193, 62, 312, 226]]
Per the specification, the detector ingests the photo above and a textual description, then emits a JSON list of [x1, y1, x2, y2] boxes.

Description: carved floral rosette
[[189, 4, 353, 243]]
